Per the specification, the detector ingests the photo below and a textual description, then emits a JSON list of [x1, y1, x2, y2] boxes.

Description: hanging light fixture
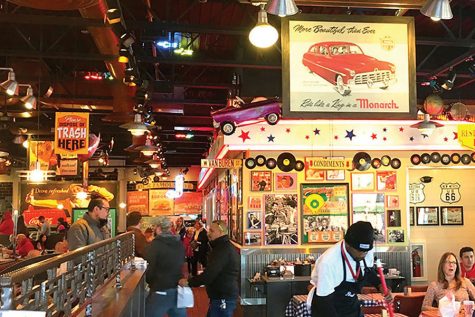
[[19, 84, 37, 110], [0, 68, 18, 96], [249, 5, 279, 48], [265, 0, 298, 17], [420, 0, 453, 21], [410, 113, 444, 137], [135, 137, 159, 156], [120, 113, 149, 136], [441, 68, 457, 90], [145, 153, 162, 168]]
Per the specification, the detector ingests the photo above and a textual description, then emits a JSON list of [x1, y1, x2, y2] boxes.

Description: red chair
[[410, 284, 428, 292], [394, 294, 425, 317]]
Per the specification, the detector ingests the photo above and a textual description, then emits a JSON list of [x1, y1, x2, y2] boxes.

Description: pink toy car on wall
[[211, 98, 281, 135], [302, 41, 396, 96]]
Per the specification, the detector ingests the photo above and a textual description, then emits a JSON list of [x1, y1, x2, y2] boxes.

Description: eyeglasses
[[101, 206, 110, 212], [445, 261, 457, 265]]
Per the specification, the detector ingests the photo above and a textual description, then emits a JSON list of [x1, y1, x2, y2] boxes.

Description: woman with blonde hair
[[422, 251, 475, 311]]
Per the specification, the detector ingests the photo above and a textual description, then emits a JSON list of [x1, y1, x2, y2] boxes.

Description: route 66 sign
[[440, 183, 461, 204], [409, 183, 425, 204]]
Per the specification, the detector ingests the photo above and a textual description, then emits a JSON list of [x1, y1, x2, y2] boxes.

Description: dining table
[[419, 310, 464, 317]]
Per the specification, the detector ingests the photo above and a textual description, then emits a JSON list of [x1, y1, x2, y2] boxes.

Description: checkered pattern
[[284, 294, 392, 317]]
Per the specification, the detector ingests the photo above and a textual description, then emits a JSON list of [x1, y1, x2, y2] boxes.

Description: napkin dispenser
[[265, 265, 281, 277]]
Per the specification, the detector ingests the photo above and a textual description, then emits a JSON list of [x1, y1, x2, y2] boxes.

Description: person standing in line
[[37, 215, 51, 237], [191, 220, 209, 276], [179, 220, 239, 317], [460, 247, 475, 283], [0, 211, 14, 235], [126, 211, 149, 258], [310, 221, 391, 317], [175, 216, 186, 241], [145, 216, 185, 317], [67, 198, 110, 251]]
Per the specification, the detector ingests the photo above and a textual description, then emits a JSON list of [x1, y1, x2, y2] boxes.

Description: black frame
[[416, 206, 439, 226], [440, 206, 464, 226], [409, 207, 414, 226]]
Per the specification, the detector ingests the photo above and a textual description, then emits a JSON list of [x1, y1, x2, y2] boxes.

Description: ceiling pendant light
[[135, 138, 159, 156], [0, 68, 18, 96], [145, 153, 162, 169], [20, 85, 37, 110], [249, 5, 279, 48], [120, 113, 149, 136], [410, 113, 444, 137], [420, 0, 453, 21], [265, 0, 298, 17]]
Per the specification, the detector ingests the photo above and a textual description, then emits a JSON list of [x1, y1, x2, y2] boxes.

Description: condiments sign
[[55, 112, 89, 155]]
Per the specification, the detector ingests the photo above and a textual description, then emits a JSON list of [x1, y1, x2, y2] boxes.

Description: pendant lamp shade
[[420, 0, 453, 20], [265, 0, 298, 17]]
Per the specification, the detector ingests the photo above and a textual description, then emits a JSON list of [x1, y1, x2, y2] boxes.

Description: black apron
[[312, 245, 368, 317]]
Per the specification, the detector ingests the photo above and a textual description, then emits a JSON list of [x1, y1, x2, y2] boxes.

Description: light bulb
[[22, 139, 29, 149], [30, 168, 45, 182], [431, 17, 441, 21], [141, 150, 155, 156], [76, 191, 88, 200], [249, 24, 278, 48], [57, 203, 64, 210], [129, 129, 146, 136], [119, 202, 126, 209]]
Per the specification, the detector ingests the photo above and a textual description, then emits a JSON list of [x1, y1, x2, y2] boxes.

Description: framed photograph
[[386, 195, 399, 208], [377, 171, 397, 191], [275, 173, 298, 191], [416, 206, 439, 226], [387, 210, 401, 227], [250, 171, 272, 191], [247, 211, 262, 230], [388, 229, 405, 243], [244, 232, 262, 246], [410, 241, 428, 281], [248, 196, 262, 210], [326, 170, 345, 181], [351, 172, 374, 191], [409, 207, 415, 226], [281, 14, 416, 119], [264, 194, 298, 245], [352, 193, 385, 242], [440, 206, 464, 225], [301, 183, 349, 244], [304, 157, 326, 181]]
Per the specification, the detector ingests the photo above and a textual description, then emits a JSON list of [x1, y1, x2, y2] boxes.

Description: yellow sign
[[305, 157, 353, 170], [55, 112, 89, 155], [458, 124, 475, 150], [201, 159, 242, 168]]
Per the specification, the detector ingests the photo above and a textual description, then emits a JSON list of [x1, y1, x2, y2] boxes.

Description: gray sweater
[[68, 213, 109, 251]]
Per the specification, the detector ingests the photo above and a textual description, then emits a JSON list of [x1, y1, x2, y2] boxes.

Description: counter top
[[261, 275, 311, 283]]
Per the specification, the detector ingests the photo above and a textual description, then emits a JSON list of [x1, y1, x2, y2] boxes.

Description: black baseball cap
[[345, 221, 374, 251]]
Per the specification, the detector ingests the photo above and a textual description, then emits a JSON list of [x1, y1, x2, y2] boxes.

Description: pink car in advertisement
[[211, 98, 281, 135], [302, 41, 396, 96]]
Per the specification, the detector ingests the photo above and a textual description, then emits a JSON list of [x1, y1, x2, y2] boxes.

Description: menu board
[[149, 189, 174, 216]]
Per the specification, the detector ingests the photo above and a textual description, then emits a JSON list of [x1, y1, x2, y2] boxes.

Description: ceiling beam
[[138, 56, 281, 70], [238, 0, 425, 9], [0, 14, 106, 27], [0, 49, 115, 61]]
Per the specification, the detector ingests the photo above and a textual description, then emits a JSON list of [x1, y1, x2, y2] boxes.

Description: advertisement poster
[[54, 112, 89, 155], [282, 15, 416, 119], [127, 191, 149, 215], [264, 194, 298, 245], [73, 208, 117, 237], [29, 141, 57, 170], [301, 183, 348, 244], [21, 181, 117, 225], [174, 192, 203, 214], [149, 189, 174, 216]]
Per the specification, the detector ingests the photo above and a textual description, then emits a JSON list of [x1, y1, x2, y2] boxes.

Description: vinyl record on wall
[[381, 155, 391, 166], [451, 153, 461, 164], [410, 154, 421, 165], [353, 152, 371, 171], [255, 155, 267, 166], [245, 158, 256, 169], [295, 160, 305, 171], [421, 153, 431, 164], [430, 152, 441, 163], [266, 158, 277, 169], [390, 158, 401, 169], [277, 152, 296, 172], [472, 152, 475, 163], [461, 154, 471, 165], [371, 158, 382, 169], [441, 154, 451, 165]]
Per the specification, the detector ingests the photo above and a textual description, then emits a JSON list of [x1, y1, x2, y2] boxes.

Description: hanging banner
[[55, 112, 89, 155]]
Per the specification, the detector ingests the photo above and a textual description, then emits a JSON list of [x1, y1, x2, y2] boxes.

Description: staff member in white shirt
[[310, 221, 391, 317]]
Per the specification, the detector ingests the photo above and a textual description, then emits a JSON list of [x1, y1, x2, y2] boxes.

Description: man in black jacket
[[145, 216, 185, 317], [179, 220, 239, 317]]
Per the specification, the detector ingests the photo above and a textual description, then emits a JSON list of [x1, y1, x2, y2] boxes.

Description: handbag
[[177, 286, 194, 308]]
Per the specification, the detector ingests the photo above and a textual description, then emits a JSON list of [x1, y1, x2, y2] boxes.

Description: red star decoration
[[305, 135, 310, 140], [399, 127, 404, 132], [383, 137, 387, 141], [371, 133, 377, 140], [286, 128, 291, 133], [453, 132, 458, 140], [260, 127, 266, 132], [334, 135, 339, 140], [238, 130, 251, 143], [444, 137, 448, 142]]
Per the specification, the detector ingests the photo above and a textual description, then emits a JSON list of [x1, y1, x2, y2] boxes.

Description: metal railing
[[0, 232, 136, 316]]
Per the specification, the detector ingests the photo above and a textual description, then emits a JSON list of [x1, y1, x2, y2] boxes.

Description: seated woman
[[422, 251, 475, 311], [36, 234, 47, 254]]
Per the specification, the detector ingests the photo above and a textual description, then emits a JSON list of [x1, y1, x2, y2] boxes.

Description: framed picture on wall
[[275, 173, 298, 191], [264, 194, 298, 245], [351, 172, 374, 191], [352, 193, 385, 242], [387, 209, 401, 227], [250, 171, 272, 191], [244, 232, 262, 246], [416, 206, 439, 225], [248, 196, 262, 210], [409, 207, 415, 226], [386, 195, 399, 208], [410, 241, 428, 281], [387, 229, 405, 243], [326, 170, 345, 181], [376, 171, 397, 191], [247, 211, 262, 230], [440, 206, 464, 225]]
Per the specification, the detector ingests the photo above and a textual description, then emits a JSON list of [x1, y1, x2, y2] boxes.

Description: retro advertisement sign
[[127, 191, 149, 215], [55, 112, 89, 155], [282, 14, 416, 119]]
